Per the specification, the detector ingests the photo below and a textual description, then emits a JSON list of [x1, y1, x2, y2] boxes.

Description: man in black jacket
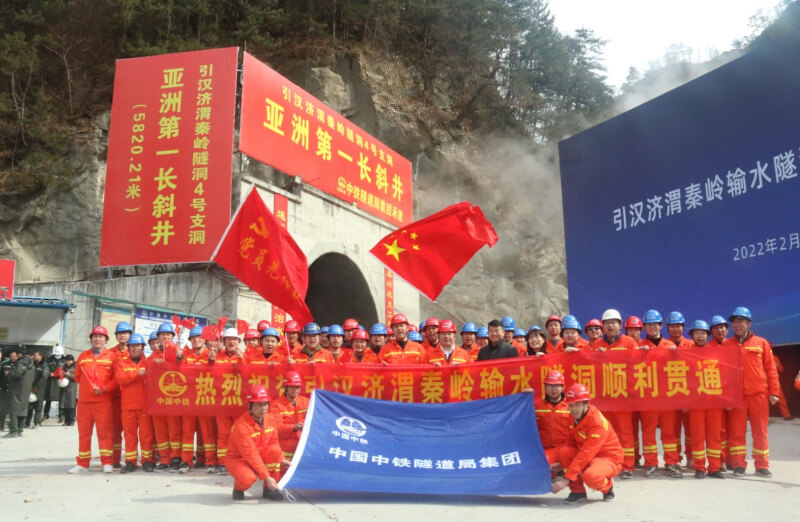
[[477, 320, 519, 361], [4, 348, 35, 438]]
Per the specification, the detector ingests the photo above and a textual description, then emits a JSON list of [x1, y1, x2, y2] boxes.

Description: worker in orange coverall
[[68, 326, 117, 474], [228, 384, 287, 501], [724, 306, 780, 478], [533, 370, 571, 466], [269, 371, 308, 476], [113, 333, 155, 473], [551, 383, 623, 504]]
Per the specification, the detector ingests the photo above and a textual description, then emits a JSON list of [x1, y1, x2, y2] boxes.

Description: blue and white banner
[[279, 390, 551, 496]]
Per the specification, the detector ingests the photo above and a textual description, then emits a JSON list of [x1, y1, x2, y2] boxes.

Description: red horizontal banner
[[239, 52, 412, 226], [144, 347, 742, 416], [100, 47, 238, 266]]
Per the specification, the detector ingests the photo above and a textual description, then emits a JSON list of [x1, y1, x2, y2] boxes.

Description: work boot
[[155, 463, 169, 472], [733, 467, 746, 477], [207, 466, 218, 474], [708, 471, 725, 479], [169, 458, 181, 472], [694, 470, 705, 479], [102, 464, 113, 473], [620, 470, 633, 479], [193, 461, 205, 469], [232, 489, 245, 501], [755, 468, 773, 478], [113, 462, 122, 469], [218, 465, 228, 475], [125, 462, 137, 473], [3, 431, 19, 438], [603, 487, 615, 501], [645, 466, 658, 477], [666, 465, 683, 478], [178, 462, 191, 474], [262, 488, 283, 501], [563, 492, 587, 504], [58, 415, 65, 424], [67, 465, 89, 474], [143, 461, 155, 472]]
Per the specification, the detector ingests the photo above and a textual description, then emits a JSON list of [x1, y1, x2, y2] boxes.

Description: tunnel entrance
[[306, 253, 379, 328]]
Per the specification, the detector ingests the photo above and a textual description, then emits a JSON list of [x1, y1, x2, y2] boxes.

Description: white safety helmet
[[222, 327, 240, 339], [29, 392, 38, 403], [601, 309, 622, 322], [58, 377, 70, 388], [52, 345, 65, 357]]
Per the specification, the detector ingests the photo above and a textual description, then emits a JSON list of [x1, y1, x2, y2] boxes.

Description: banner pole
[[429, 298, 466, 325]]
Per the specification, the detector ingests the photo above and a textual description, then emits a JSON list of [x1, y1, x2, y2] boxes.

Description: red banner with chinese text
[[144, 347, 742, 416], [100, 47, 238, 266], [271, 193, 289, 330], [384, 268, 394, 322], [239, 53, 412, 227], [0, 259, 14, 300]]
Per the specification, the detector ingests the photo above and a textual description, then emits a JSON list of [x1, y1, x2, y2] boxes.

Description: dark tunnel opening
[[306, 253, 379, 328]]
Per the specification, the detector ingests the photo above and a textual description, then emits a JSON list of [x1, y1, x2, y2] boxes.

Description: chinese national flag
[[212, 187, 313, 325], [369, 202, 498, 301]]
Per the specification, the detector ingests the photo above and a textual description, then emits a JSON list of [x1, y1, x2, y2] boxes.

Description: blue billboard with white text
[[559, 37, 800, 345]]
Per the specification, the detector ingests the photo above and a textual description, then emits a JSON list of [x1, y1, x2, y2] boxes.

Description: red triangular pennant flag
[[212, 187, 313, 325], [369, 202, 497, 301]]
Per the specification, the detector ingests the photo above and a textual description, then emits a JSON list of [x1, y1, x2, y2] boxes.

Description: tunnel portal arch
[[306, 253, 379, 328]]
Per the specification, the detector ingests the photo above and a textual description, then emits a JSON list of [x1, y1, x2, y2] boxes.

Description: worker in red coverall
[[177, 325, 217, 474], [724, 306, 780, 478], [552, 316, 590, 353], [292, 323, 336, 364], [427, 320, 471, 365], [551, 383, 623, 504], [155, 322, 182, 470], [544, 315, 562, 352], [243, 329, 261, 360], [524, 326, 547, 357], [228, 385, 287, 501], [379, 314, 429, 364], [114, 333, 155, 473], [584, 319, 604, 346], [592, 309, 637, 478], [685, 320, 725, 479], [346, 329, 380, 364], [707, 315, 730, 469], [269, 371, 309, 476], [146, 331, 170, 470], [534, 370, 571, 466], [279, 320, 303, 356], [421, 317, 440, 352], [624, 316, 644, 468], [108, 321, 132, 468], [666, 311, 693, 468], [213, 327, 247, 474], [246, 328, 288, 365], [68, 326, 117, 474]]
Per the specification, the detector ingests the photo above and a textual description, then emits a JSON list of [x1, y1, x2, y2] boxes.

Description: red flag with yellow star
[[369, 202, 498, 301], [212, 187, 313, 325]]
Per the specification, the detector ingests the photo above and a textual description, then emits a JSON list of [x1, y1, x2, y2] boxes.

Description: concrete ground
[[1, 415, 798, 521]]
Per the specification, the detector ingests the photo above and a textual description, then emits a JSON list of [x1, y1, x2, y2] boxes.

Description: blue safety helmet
[[128, 333, 145, 345], [460, 322, 477, 334], [729, 306, 752, 322], [667, 311, 686, 325], [419, 321, 426, 331], [358, 325, 366, 331], [303, 322, 321, 335], [528, 325, 543, 334], [709, 315, 728, 327], [689, 320, 710, 334], [502, 316, 516, 330], [643, 310, 663, 324], [408, 330, 423, 342], [327, 324, 344, 336], [321, 326, 329, 335], [370, 324, 387, 336], [561, 315, 581, 331], [115, 321, 133, 334], [514, 328, 526, 337], [477, 327, 489, 338], [157, 322, 175, 334], [260, 327, 280, 339], [149, 331, 158, 341], [188, 325, 203, 338]]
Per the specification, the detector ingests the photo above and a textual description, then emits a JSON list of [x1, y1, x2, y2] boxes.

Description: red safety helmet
[[625, 316, 643, 329], [284, 320, 301, 333], [247, 384, 271, 403], [284, 371, 303, 387], [390, 313, 409, 325], [257, 320, 271, 331], [795, 375, 800, 392], [89, 325, 109, 340], [544, 370, 565, 386], [425, 317, 440, 328], [438, 320, 456, 333], [244, 329, 260, 340], [565, 383, 591, 403], [352, 329, 369, 341], [343, 318, 359, 330], [584, 319, 603, 333], [546, 315, 562, 326]]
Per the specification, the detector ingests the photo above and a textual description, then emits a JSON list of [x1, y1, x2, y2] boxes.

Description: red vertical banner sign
[[0, 259, 14, 300], [271, 193, 289, 331], [384, 268, 394, 322], [100, 47, 239, 266], [239, 53, 412, 227]]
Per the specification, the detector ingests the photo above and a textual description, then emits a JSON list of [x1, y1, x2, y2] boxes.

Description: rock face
[[0, 49, 568, 326]]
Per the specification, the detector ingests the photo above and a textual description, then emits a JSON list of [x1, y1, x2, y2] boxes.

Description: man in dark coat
[[4, 348, 35, 438], [26, 351, 48, 428], [476, 319, 519, 361]]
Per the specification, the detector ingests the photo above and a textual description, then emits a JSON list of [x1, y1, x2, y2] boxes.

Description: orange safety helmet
[[284, 371, 303, 387], [351, 329, 369, 341], [284, 320, 301, 333], [544, 370, 565, 386], [89, 325, 109, 340], [390, 313, 409, 325], [565, 383, 591, 403], [247, 384, 271, 403], [438, 319, 457, 333], [625, 316, 643, 329], [546, 314, 562, 326], [584, 319, 603, 333], [257, 320, 271, 331], [244, 329, 260, 340]]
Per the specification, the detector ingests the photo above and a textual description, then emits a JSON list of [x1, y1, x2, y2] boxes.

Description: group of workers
[[66, 304, 791, 503]]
